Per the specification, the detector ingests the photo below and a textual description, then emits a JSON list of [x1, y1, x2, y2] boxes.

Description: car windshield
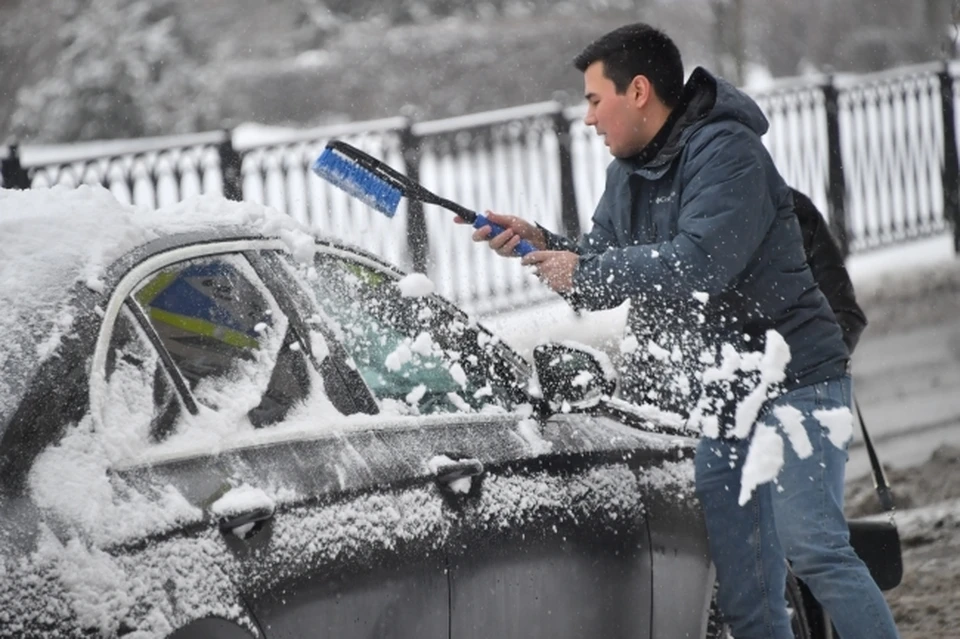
[[284, 250, 528, 415]]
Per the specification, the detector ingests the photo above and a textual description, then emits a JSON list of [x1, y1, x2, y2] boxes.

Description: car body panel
[[0, 211, 715, 638], [443, 414, 701, 639]]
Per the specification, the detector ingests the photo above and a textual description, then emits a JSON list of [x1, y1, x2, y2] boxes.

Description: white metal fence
[[4, 61, 958, 315]]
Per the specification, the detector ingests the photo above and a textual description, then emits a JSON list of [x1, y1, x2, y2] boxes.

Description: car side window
[[131, 254, 311, 429], [103, 307, 181, 442], [284, 251, 526, 415]]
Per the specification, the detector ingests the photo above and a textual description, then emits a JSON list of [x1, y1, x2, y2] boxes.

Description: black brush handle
[[327, 140, 476, 221], [326, 140, 537, 255], [431, 195, 479, 223]]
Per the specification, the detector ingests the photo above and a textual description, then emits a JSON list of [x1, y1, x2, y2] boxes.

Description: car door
[[93, 241, 451, 638], [441, 412, 652, 639], [442, 403, 718, 639], [278, 245, 709, 639]]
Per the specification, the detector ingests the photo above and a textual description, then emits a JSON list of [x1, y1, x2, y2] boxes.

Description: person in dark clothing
[[791, 188, 868, 353], [464, 23, 899, 639]]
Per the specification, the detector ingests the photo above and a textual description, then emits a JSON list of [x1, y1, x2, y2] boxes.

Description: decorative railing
[[837, 62, 951, 251], [754, 82, 831, 220], [2, 131, 229, 208], [4, 60, 958, 315]]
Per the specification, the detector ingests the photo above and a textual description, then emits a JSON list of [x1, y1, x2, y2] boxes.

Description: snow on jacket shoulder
[[558, 67, 848, 390]]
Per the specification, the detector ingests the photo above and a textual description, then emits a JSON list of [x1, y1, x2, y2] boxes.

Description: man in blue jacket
[[468, 23, 899, 639]]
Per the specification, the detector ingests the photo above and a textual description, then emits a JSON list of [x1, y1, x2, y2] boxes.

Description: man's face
[[582, 61, 647, 158]]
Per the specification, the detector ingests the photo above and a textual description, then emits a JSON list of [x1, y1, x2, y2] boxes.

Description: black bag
[[846, 397, 902, 591], [848, 518, 903, 591]]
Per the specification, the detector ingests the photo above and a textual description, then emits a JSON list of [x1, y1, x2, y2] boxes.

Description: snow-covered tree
[[11, 0, 218, 142]]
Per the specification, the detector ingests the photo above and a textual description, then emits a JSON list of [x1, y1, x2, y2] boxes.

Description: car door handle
[[218, 507, 274, 537], [433, 458, 484, 485]]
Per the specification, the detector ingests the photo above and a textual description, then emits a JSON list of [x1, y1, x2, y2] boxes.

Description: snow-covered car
[[1, 186, 847, 639]]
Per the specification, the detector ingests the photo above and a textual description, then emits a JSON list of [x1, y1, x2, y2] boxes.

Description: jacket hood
[[694, 67, 769, 137], [622, 67, 769, 173]]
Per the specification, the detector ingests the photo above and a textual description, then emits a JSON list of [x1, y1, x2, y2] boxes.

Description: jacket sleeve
[[571, 125, 778, 309], [537, 166, 623, 310], [791, 189, 868, 353], [577, 179, 621, 255]]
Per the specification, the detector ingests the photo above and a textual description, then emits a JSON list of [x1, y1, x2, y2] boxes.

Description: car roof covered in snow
[[0, 185, 323, 428]]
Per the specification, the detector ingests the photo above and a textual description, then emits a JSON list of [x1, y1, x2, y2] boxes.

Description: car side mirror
[[532, 341, 617, 411]]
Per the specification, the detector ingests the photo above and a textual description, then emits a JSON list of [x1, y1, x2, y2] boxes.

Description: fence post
[[551, 105, 581, 239], [218, 129, 243, 201], [938, 60, 960, 254], [400, 120, 429, 273], [822, 76, 850, 258], [1, 144, 31, 190]]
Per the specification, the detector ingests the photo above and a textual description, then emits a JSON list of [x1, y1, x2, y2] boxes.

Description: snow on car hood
[[0, 185, 316, 428]]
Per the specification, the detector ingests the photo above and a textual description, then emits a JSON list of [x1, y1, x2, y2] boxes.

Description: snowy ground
[[483, 232, 960, 639], [843, 234, 960, 639]]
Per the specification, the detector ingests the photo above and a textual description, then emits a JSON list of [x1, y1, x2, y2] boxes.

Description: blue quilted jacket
[[548, 67, 848, 410]]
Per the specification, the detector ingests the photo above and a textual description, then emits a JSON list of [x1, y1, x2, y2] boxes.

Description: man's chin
[[610, 143, 644, 160]]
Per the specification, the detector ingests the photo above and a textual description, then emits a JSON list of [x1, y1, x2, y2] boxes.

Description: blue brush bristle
[[311, 147, 403, 218]]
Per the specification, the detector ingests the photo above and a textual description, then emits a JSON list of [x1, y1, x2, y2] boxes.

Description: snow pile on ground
[[847, 444, 960, 518], [844, 444, 960, 638]]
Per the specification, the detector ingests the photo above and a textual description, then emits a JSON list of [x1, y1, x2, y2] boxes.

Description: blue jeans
[[694, 375, 900, 639]]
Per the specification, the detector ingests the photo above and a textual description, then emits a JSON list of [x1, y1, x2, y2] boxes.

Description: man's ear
[[631, 75, 652, 108]]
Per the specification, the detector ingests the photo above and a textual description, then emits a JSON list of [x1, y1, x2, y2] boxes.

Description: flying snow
[[732, 330, 791, 439]]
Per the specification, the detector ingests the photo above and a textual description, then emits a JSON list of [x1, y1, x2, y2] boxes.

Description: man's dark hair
[[573, 23, 684, 108]]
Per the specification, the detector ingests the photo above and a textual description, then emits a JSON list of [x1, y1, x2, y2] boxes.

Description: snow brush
[[311, 140, 537, 257]]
